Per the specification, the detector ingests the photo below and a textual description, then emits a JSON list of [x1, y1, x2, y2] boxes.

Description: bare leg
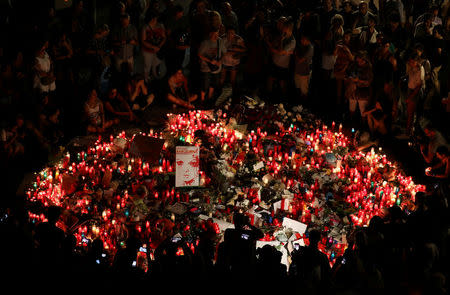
[[208, 87, 214, 100]]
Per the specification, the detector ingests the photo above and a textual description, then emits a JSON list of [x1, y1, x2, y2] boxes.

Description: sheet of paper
[[282, 217, 307, 235], [198, 215, 235, 231], [175, 146, 200, 187]]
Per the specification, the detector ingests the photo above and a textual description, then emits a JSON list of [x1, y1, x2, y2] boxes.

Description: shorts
[[223, 64, 239, 71], [349, 98, 369, 115], [201, 71, 220, 92], [269, 64, 290, 81]]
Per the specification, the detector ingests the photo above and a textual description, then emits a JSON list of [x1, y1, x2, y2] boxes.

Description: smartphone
[[132, 260, 137, 267], [96, 259, 100, 264], [241, 233, 249, 240], [172, 236, 182, 243]]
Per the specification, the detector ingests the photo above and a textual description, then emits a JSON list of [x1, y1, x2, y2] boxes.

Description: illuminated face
[[108, 88, 118, 99], [176, 154, 199, 186], [175, 70, 184, 80], [359, 3, 368, 15], [226, 29, 235, 40], [88, 90, 98, 103]]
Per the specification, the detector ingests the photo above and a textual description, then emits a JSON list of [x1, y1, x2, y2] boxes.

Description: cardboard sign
[[176, 146, 200, 187], [129, 135, 165, 165]]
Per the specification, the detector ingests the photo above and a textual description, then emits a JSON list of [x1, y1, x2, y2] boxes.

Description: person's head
[[430, 4, 439, 17], [208, 30, 219, 41], [414, 43, 424, 56], [359, 1, 368, 15], [74, 0, 84, 12], [196, 0, 207, 14], [118, 1, 126, 13], [145, 10, 158, 26], [355, 51, 369, 66], [48, 107, 60, 124], [211, 10, 222, 30], [415, 191, 427, 207], [222, 2, 232, 15], [390, 13, 400, 30], [343, 29, 352, 44], [173, 5, 184, 19], [98, 24, 110, 37], [368, 215, 383, 232], [255, 9, 265, 22], [47, 206, 61, 224], [282, 18, 294, 37], [225, 25, 236, 40], [436, 146, 449, 160], [87, 89, 98, 103], [170, 68, 184, 80], [120, 13, 130, 27], [233, 212, 248, 228], [381, 38, 390, 52], [408, 53, 420, 68], [324, 0, 332, 10], [424, 13, 433, 28], [433, 24, 443, 39], [15, 113, 24, 127], [387, 205, 404, 223], [343, 0, 352, 13], [107, 87, 119, 99], [37, 39, 49, 55], [308, 229, 321, 247], [424, 123, 436, 138], [331, 14, 344, 28], [354, 230, 368, 249]]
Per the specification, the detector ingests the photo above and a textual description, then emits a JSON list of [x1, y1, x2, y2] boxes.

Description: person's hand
[[425, 167, 433, 176]]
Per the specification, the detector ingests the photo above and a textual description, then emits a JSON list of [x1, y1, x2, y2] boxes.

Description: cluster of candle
[[26, 109, 425, 264]]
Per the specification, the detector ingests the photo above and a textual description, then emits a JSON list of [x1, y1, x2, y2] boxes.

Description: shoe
[[142, 94, 155, 110]]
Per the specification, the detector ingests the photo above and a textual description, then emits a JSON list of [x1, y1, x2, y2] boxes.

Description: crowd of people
[[0, 0, 449, 293]]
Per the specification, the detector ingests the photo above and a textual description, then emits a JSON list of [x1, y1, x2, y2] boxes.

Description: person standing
[[33, 40, 56, 95], [220, 25, 246, 90], [345, 51, 373, 121], [267, 19, 296, 97], [405, 54, 424, 136], [112, 13, 138, 73], [198, 30, 227, 102], [294, 34, 314, 101], [141, 11, 166, 82]]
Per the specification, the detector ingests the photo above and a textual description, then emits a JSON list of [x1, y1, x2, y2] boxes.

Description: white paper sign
[[198, 215, 235, 231], [282, 217, 307, 235], [176, 146, 200, 187]]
